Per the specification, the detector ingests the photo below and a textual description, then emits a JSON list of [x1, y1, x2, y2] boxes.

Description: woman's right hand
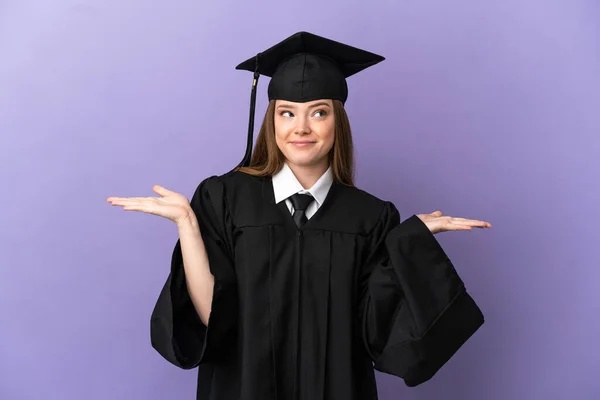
[[107, 185, 195, 226]]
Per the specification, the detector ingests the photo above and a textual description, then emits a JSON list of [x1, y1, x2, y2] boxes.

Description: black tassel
[[235, 54, 260, 169]]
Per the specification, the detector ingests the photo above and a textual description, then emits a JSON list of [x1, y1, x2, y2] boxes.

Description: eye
[[280, 111, 294, 117], [314, 109, 327, 117]]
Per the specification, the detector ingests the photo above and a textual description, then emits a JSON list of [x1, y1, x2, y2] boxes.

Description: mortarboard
[[234, 31, 385, 168]]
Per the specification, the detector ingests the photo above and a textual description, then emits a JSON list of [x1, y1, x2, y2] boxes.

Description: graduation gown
[[150, 171, 484, 400]]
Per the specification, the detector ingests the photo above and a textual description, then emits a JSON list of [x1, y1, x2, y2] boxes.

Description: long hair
[[236, 100, 355, 186]]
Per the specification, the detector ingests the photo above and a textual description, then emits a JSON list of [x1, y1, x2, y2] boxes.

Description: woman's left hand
[[417, 210, 492, 234]]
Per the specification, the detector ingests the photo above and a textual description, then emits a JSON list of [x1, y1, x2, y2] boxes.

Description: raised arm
[[107, 176, 238, 368], [358, 203, 485, 386]]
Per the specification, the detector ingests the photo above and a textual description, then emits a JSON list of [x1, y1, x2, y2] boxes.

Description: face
[[274, 99, 335, 169]]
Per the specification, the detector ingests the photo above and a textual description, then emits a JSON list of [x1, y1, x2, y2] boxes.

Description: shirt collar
[[272, 162, 333, 207]]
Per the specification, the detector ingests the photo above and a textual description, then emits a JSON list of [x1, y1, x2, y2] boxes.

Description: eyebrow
[[309, 102, 332, 109], [277, 102, 332, 109]]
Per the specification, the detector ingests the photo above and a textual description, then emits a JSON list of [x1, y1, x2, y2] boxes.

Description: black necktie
[[289, 193, 314, 228]]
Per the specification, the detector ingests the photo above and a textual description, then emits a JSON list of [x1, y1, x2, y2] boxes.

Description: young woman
[[107, 32, 491, 400]]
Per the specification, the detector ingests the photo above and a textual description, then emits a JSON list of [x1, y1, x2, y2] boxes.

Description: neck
[[287, 159, 329, 189]]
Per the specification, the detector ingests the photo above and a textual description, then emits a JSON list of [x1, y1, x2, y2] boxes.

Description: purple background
[[1, 1, 599, 399]]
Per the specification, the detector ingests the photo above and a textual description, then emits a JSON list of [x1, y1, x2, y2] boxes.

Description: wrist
[[176, 209, 199, 230]]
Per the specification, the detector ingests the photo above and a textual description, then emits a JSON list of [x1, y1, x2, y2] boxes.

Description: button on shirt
[[272, 163, 334, 220]]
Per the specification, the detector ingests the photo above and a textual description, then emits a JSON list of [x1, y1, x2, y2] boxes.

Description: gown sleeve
[[150, 176, 238, 369], [359, 202, 484, 387]]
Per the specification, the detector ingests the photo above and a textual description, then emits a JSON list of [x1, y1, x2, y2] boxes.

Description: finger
[[468, 221, 492, 228], [446, 224, 473, 231], [451, 217, 492, 226], [117, 198, 161, 208], [450, 219, 491, 228], [431, 210, 443, 216], [123, 197, 158, 202], [108, 198, 137, 204], [107, 196, 151, 203], [122, 203, 159, 215], [448, 223, 488, 231], [446, 217, 481, 223], [450, 219, 484, 225], [109, 199, 147, 208], [107, 196, 129, 203], [470, 222, 492, 228], [153, 185, 172, 196]]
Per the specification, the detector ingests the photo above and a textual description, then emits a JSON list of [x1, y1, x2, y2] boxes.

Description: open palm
[[107, 185, 193, 225], [417, 210, 492, 234]]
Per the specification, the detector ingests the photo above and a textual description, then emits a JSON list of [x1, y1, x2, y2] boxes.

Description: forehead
[[275, 99, 333, 107]]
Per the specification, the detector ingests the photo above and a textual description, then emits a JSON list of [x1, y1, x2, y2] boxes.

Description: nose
[[294, 116, 311, 136]]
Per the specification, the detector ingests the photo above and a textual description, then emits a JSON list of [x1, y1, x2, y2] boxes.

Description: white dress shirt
[[272, 162, 334, 220]]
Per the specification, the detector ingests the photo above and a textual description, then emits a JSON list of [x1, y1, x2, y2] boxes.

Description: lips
[[290, 141, 316, 147]]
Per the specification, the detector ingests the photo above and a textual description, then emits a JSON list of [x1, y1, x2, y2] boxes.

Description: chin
[[286, 154, 326, 168]]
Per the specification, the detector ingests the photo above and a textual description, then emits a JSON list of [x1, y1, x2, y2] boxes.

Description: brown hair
[[236, 99, 355, 186]]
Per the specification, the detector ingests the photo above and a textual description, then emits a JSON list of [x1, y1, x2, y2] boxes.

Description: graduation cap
[[234, 31, 385, 168]]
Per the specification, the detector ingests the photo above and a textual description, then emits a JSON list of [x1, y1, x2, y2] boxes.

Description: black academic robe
[[150, 171, 484, 400]]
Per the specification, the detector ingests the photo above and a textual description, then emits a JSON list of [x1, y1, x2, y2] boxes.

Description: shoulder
[[323, 183, 400, 235], [194, 170, 264, 194], [338, 183, 397, 214], [338, 184, 387, 207], [190, 170, 267, 210]]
